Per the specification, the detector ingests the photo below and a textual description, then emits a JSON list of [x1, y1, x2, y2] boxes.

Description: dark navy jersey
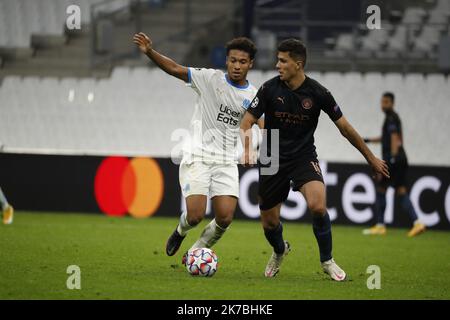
[[247, 76, 343, 163], [382, 110, 406, 161]]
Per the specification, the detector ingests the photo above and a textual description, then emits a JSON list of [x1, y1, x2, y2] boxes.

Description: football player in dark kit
[[363, 92, 426, 237], [240, 39, 390, 280]]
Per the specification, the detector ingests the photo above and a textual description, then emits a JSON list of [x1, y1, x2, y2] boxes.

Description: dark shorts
[[258, 158, 324, 211], [377, 159, 408, 189]]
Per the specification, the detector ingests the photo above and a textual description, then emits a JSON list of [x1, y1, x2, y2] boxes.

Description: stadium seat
[[384, 73, 405, 92], [428, 9, 449, 27], [336, 33, 355, 52], [404, 73, 424, 88], [402, 7, 427, 24], [385, 25, 408, 55], [364, 72, 384, 88], [436, 0, 450, 11], [414, 25, 443, 49], [321, 72, 346, 96]]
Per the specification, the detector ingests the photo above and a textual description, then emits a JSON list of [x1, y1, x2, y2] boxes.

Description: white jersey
[[183, 67, 257, 164]]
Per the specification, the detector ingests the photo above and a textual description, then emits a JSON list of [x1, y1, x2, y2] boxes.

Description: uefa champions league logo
[[250, 97, 259, 109]]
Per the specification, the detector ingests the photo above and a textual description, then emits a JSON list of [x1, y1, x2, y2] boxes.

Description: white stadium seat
[[335, 33, 355, 51], [386, 25, 408, 53], [436, 0, 450, 11], [402, 7, 427, 24]]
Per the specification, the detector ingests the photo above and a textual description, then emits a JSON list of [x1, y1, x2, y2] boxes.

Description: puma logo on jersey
[[277, 96, 285, 104]]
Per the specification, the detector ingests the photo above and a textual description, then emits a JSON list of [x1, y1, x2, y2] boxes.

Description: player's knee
[[261, 216, 280, 230], [186, 214, 203, 226], [216, 216, 232, 229], [308, 202, 327, 216]]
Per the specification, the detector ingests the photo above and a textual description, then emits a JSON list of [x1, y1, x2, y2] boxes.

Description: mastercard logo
[[94, 157, 164, 218]]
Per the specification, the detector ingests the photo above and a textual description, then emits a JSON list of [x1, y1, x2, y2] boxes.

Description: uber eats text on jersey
[[217, 104, 242, 126]]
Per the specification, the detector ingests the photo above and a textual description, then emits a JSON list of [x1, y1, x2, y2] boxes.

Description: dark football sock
[[375, 191, 386, 224], [398, 194, 418, 222], [264, 223, 285, 254], [312, 212, 332, 263]]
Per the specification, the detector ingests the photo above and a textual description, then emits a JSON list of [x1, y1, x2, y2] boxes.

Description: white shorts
[[179, 159, 239, 198]]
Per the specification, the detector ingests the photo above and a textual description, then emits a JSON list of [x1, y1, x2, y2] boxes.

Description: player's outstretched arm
[[240, 111, 258, 167], [335, 116, 390, 178], [363, 136, 381, 143], [133, 32, 188, 82]]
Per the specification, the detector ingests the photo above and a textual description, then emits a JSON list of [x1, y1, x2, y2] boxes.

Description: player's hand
[[241, 150, 257, 167], [133, 32, 152, 54], [370, 157, 390, 179]]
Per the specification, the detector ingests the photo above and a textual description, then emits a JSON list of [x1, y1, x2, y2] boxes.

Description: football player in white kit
[[133, 32, 262, 259]]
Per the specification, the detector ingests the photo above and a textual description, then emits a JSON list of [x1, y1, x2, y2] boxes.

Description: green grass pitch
[[1, 212, 449, 300]]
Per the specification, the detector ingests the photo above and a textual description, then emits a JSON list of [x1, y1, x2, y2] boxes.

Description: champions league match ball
[[185, 248, 218, 277]]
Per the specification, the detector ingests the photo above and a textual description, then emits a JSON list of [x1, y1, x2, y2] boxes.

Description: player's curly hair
[[278, 38, 307, 67], [226, 37, 257, 60]]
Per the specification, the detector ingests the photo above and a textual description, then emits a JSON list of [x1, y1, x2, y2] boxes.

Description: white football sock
[[190, 219, 227, 251], [177, 211, 195, 236]]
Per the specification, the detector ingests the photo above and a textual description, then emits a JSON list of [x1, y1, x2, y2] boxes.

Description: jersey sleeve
[[240, 87, 258, 111], [186, 67, 216, 94], [246, 85, 268, 119], [318, 88, 343, 122]]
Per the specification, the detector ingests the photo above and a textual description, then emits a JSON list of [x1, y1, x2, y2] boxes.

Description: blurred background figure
[[363, 92, 426, 237]]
